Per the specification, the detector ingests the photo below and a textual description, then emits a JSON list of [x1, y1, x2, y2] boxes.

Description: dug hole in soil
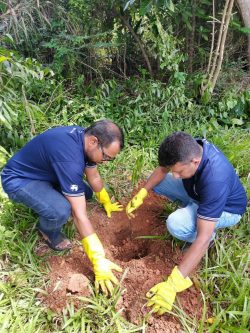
[[36, 188, 206, 333]]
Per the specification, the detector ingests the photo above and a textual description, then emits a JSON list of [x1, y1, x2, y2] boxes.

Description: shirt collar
[[195, 139, 207, 175]]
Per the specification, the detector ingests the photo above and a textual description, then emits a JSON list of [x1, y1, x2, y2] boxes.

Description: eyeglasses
[[99, 142, 114, 161]]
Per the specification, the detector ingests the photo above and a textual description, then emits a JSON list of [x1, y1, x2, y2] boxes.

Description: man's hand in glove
[[146, 266, 193, 315], [126, 188, 148, 218], [95, 187, 123, 218], [82, 233, 122, 295]]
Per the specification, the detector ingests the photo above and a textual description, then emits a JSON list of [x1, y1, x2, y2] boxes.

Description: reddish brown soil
[[36, 190, 206, 332]]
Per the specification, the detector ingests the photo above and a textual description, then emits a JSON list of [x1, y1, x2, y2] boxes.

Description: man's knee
[[57, 201, 71, 222], [166, 206, 197, 242], [166, 210, 184, 237], [40, 201, 71, 232], [49, 199, 71, 224]]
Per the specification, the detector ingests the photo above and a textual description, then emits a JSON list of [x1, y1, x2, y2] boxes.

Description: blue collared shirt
[[1, 126, 95, 196], [182, 139, 247, 221]]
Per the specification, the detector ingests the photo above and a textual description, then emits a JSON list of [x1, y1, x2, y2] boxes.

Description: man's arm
[[144, 166, 169, 191], [126, 166, 168, 217], [146, 218, 216, 314], [178, 218, 216, 277], [85, 166, 103, 192], [66, 195, 94, 238], [85, 166, 123, 217], [65, 195, 122, 294]]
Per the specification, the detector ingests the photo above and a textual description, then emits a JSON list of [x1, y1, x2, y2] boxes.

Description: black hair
[[85, 119, 124, 149], [158, 132, 202, 167]]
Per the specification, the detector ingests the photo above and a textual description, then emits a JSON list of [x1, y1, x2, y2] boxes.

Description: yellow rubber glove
[[95, 187, 123, 218], [126, 188, 148, 218], [82, 233, 122, 295], [146, 266, 193, 314]]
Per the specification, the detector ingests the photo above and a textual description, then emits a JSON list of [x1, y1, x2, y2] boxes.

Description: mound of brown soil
[[36, 191, 206, 332]]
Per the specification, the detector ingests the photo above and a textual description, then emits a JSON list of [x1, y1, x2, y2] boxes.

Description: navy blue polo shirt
[[182, 139, 247, 221], [1, 126, 96, 196]]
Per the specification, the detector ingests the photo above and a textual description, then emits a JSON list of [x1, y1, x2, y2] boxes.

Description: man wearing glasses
[[1, 120, 124, 294]]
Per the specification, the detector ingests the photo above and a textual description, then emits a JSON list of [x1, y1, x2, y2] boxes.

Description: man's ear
[[88, 135, 99, 147], [192, 157, 201, 166]]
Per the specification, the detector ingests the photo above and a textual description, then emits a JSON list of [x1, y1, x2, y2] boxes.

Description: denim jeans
[[153, 173, 242, 243], [7, 180, 93, 241]]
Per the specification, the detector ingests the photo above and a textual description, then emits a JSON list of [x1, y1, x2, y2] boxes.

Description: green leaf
[[167, 0, 175, 12], [3, 34, 14, 43], [201, 89, 211, 104], [139, 0, 152, 16], [231, 118, 244, 126], [0, 56, 9, 63], [226, 99, 237, 109], [223, 327, 250, 333], [239, 27, 250, 35], [124, 0, 134, 10]]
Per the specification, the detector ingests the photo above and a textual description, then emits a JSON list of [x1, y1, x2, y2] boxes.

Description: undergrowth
[[0, 127, 249, 332]]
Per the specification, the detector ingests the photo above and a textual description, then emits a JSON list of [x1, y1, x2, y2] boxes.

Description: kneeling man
[[126, 132, 247, 314]]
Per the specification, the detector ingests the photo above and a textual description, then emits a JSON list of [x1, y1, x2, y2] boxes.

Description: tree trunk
[[201, 0, 234, 96], [237, 0, 250, 69]]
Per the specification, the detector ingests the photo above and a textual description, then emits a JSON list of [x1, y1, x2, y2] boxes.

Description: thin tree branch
[[188, 0, 196, 73], [210, 0, 235, 91], [119, 14, 153, 77], [201, 0, 234, 95], [207, 0, 216, 74], [208, 0, 229, 84]]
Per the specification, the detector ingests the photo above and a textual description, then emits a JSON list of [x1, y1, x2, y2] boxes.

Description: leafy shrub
[[0, 49, 54, 151]]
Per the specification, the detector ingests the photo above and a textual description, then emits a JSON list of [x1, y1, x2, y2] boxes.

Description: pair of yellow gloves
[[126, 188, 193, 314], [82, 187, 193, 314]]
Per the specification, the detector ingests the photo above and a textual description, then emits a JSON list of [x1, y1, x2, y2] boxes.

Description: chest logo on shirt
[[70, 184, 78, 191]]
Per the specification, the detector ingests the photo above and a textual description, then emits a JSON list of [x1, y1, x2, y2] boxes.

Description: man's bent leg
[[216, 211, 241, 229], [166, 204, 242, 244], [166, 202, 199, 243], [153, 173, 192, 207], [8, 180, 71, 241]]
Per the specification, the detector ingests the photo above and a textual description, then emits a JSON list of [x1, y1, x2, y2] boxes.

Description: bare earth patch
[[36, 191, 207, 332]]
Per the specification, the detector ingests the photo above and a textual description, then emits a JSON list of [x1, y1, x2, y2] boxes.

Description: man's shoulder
[[202, 139, 231, 170], [39, 126, 85, 162], [40, 126, 84, 146], [194, 139, 235, 189], [42, 125, 84, 136]]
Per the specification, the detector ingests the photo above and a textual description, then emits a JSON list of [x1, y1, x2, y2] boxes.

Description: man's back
[[183, 139, 247, 218], [1, 126, 87, 194]]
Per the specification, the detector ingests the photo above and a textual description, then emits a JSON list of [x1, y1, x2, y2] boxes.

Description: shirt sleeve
[[197, 181, 230, 221], [52, 161, 87, 196]]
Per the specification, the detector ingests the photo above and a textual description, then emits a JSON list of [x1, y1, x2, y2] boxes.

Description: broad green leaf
[[232, 118, 244, 126], [139, 0, 152, 16], [167, 0, 175, 12]]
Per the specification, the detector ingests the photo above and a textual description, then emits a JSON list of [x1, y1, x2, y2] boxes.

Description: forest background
[[0, 0, 249, 332]]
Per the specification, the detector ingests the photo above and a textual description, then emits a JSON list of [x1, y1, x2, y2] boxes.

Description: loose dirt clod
[[37, 190, 208, 332], [67, 273, 90, 293]]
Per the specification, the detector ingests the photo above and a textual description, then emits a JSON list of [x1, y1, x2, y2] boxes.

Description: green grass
[[0, 127, 249, 332], [201, 210, 250, 332], [0, 198, 146, 333]]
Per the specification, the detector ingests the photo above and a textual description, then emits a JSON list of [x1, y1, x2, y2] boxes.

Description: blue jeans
[[153, 174, 242, 243], [7, 180, 93, 241]]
